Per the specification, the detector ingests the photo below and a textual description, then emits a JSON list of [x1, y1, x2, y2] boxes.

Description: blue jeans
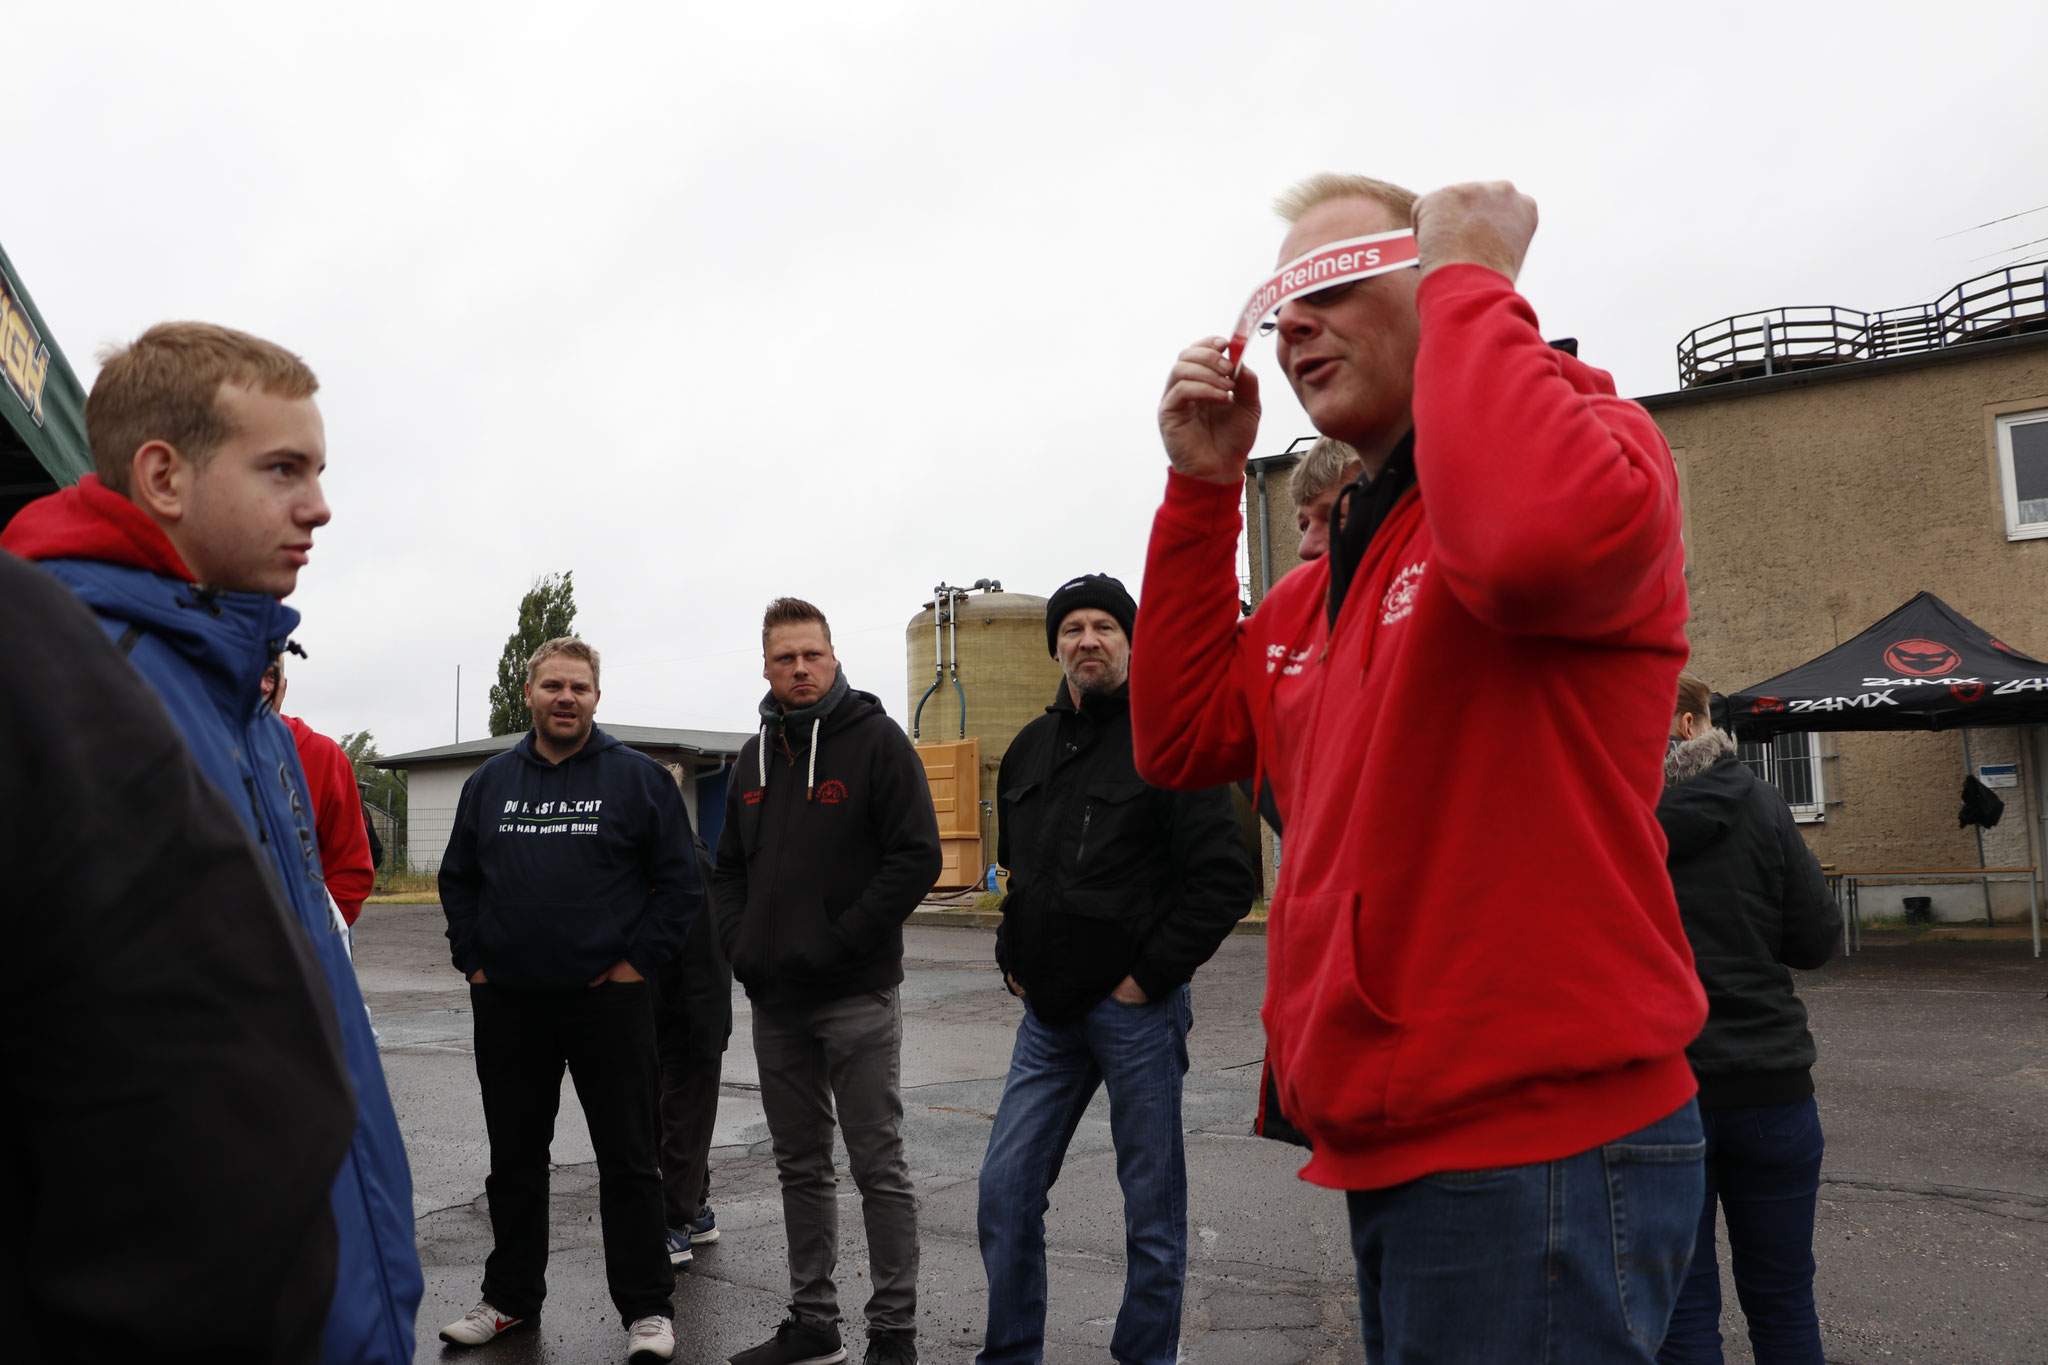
[[1657, 1098, 1825, 1365], [976, 985, 1193, 1365], [1346, 1100, 1704, 1364]]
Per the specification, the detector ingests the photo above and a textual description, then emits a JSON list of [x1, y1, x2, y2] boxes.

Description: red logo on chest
[[742, 789, 764, 806], [814, 779, 849, 805]]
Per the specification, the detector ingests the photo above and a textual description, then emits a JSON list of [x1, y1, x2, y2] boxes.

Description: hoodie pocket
[[777, 894, 848, 978], [1265, 890, 1400, 1131], [476, 899, 621, 982]]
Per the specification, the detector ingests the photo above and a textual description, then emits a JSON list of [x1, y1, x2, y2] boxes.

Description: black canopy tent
[[1726, 592, 2048, 954]]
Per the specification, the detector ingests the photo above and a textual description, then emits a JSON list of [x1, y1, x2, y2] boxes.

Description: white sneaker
[[439, 1300, 529, 1345], [628, 1315, 677, 1362]]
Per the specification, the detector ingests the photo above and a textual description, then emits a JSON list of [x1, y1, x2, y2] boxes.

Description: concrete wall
[[406, 763, 472, 873], [1647, 341, 2048, 920]]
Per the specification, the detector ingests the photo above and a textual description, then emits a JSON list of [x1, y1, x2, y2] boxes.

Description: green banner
[[0, 241, 90, 485]]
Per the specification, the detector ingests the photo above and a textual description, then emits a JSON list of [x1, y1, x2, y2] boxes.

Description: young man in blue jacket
[[438, 636, 701, 1363], [0, 322, 424, 1363]]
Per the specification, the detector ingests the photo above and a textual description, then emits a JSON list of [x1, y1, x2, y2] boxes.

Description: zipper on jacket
[[1077, 805, 1092, 863]]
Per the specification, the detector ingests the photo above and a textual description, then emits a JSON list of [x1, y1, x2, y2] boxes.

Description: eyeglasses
[[1254, 279, 1365, 337]]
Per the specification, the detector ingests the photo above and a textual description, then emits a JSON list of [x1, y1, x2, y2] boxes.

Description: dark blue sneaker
[[664, 1227, 694, 1268], [686, 1206, 720, 1245]]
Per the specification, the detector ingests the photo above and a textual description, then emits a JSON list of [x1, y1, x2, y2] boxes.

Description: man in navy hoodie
[[0, 321, 423, 1362], [438, 635, 700, 1363]]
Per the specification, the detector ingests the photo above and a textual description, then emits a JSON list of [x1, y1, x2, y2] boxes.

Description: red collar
[[0, 475, 196, 581]]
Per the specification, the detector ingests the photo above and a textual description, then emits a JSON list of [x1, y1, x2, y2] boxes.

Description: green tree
[[488, 571, 578, 736]]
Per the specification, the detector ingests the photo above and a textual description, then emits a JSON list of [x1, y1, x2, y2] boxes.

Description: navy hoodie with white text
[[441, 727, 702, 988]]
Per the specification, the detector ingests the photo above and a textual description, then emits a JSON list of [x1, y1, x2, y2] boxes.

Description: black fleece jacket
[[1659, 736, 1842, 1108], [712, 687, 943, 1006], [997, 681, 1256, 1026], [440, 727, 701, 988]]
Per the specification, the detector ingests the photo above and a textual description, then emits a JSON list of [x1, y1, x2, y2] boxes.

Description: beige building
[[1642, 261, 2048, 922]]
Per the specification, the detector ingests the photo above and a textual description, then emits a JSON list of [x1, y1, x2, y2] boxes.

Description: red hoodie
[[1133, 264, 1706, 1191], [284, 714, 376, 926]]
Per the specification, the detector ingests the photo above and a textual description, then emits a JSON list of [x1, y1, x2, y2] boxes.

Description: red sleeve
[[290, 722, 374, 925], [1131, 470, 1260, 790], [1411, 264, 1683, 640]]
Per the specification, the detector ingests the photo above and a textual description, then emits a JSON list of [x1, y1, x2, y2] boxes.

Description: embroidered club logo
[[1381, 562, 1426, 625], [1952, 682, 1989, 703], [1753, 697, 1786, 714], [1883, 639, 1960, 677], [814, 779, 849, 805], [742, 789, 764, 806]]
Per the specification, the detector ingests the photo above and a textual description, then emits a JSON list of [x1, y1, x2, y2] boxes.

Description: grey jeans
[[751, 988, 919, 1332]]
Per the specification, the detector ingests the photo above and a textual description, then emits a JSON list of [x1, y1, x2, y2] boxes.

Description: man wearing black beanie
[[976, 574, 1256, 1365]]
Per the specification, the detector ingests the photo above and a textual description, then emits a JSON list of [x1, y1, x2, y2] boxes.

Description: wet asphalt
[[357, 905, 2048, 1364]]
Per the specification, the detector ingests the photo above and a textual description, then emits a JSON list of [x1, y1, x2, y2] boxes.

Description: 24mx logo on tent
[[1883, 639, 1961, 676]]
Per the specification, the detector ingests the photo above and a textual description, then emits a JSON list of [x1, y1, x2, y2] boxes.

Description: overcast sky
[[12, 2, 2045, 756]]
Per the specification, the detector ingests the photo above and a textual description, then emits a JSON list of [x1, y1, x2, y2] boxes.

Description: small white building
[[374, 724, 753, 873]]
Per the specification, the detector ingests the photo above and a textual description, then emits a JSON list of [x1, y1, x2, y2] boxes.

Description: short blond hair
[[1274, 173, 1418, 227], [86, 322, 319, 493], [528, 636, 601, 689], [1292, 436, 1365, 509]]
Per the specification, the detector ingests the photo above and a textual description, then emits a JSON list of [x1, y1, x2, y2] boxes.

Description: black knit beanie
[[1045, 573, 1137, 656]]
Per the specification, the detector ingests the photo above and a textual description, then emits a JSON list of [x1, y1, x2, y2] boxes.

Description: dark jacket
[[3, 481, 423, 1362], [440, 726, 702, 988], [1, 550, 355, 1363], [1659, 731, 1843, 1108], [997, 681, 1256, 1026], [712, 686, 943, 1006], [655, 832, 732, 1059]]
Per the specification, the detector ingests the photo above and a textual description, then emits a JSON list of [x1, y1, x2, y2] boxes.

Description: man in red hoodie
[[1132, 175, 1708, 1363], [263, 657, 376, 926]]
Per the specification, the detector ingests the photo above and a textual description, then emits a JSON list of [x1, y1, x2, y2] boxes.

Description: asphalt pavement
[[359, 905, 2048, 1364]]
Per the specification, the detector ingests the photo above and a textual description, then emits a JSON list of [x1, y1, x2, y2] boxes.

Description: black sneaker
[[865, 1329, 917, 1365], [724, 1316, 847, 1365]]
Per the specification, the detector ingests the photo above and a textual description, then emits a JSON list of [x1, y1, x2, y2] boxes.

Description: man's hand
[[1159, 337, 1261, 486], [1413, 182, 1538, 285], [1004, 972, 1026, 999], [1111, 976, 1148, 1005], [468, 969, 487, 984], [589, 959, 645, 987]]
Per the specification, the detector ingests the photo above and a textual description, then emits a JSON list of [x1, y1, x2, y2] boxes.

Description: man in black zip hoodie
[[713, 598, 942, 1365], [1656, 672, 1840, 1365], [438, 636, 699, 1362], [977, 574, 1255, 1365]]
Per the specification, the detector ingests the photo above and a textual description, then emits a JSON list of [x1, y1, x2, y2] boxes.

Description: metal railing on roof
[[1677, 258, 2048, 388]]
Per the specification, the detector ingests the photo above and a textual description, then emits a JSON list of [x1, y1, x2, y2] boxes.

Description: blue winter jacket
[[31, 557, 423, 1364]]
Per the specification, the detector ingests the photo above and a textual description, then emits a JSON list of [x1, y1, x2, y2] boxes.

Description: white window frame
[[1994, 408, 2048, 540], [1738, 731, 1826, 822]]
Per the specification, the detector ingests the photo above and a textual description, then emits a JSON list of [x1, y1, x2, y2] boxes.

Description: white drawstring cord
[[758, 724, 768, 788], [806, 718, 820, 800]]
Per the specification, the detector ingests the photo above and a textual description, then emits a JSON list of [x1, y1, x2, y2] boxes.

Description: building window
[[1995, 409, 2048, 540], [1738, 731, 1825, 820]]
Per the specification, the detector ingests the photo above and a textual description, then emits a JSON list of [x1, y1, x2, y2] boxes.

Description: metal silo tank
[[906, 588, 1065, 887]]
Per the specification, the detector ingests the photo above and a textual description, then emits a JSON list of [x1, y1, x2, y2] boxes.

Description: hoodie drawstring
[[760, 717, 826, 800], [807, 718, 820, 801]]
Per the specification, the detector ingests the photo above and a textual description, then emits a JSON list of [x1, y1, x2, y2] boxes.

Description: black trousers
[[472, 981, 672, 1326], [658, 1050, 722, 1228]]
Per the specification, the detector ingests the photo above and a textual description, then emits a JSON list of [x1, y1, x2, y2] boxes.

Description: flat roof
[[374, 722, 753, 769], [1637, 328, 2048, 412]]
